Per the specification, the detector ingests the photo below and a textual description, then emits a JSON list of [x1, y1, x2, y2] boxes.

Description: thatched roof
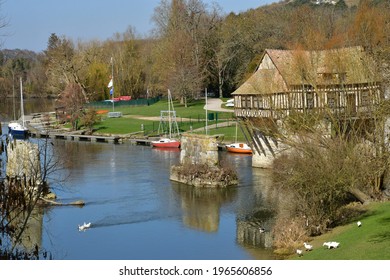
[[233, 46, 379, 96]]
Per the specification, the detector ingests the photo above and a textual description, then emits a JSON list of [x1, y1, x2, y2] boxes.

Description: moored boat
[[151, 89, 181, 149], [8, 122, 29, 140], [151, 138, 180, 148], [226, 143, 252, 154], [8, 78, 29, 140]]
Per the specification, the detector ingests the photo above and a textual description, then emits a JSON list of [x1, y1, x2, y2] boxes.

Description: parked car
[[225, 98, 234, 107]]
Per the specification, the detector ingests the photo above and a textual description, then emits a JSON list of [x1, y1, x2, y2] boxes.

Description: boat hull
[[8, 122, 29, 140], [226, 143, 252, 154], [151, 138, 180, 148]]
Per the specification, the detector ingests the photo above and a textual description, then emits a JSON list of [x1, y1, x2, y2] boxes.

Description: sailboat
[[225, 121, 252, 154], [151, 90, 180, 148], [8, 78, 29, 140]]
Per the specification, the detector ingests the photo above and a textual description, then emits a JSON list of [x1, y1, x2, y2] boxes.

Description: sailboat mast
[[168, 90, 172, 139], [111, 57, 114, 112], [20, 77, 25, 127]]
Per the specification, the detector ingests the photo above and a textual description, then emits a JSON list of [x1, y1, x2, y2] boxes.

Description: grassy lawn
[[90, 98, 236, 137], [193, 125, 247, 143], [290, 201, 390, 260], [93, 117, 154, 135]]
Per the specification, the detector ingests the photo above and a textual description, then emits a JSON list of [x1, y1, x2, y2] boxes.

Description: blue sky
[[1, 0, 277, 52]]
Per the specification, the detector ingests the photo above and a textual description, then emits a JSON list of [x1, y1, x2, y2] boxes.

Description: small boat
[[226, 143, 252, 154], [8, 78, 29, 140], [8, 122, 29, 140], [225, 121, 251, 154], [151, 138, 180, 148], [151, 89, 181, 148]]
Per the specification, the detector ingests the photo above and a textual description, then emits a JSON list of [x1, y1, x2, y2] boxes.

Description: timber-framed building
[[232, 46, 383, 167]]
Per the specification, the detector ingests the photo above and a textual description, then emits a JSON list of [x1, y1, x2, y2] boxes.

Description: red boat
[[225, 143, 252, 154], [151, 138, 180, 148]]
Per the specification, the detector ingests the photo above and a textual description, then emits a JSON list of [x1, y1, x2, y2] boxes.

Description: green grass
[[193, 125, 247, 143], [290, 201, 390, 260], [93, 117, 154, 134], [89, 98, 236, 136]]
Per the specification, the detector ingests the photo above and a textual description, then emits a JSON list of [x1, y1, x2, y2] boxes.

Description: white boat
[[8, 78, 29, 140], [225, 121, 252, 154], [151, 90, 181, 148], [226, 143, 252, 154]]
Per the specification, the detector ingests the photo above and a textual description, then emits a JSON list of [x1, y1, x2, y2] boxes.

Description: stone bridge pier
[[170, 133, 238, 187]]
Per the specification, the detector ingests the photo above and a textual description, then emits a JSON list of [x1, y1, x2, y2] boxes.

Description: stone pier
[[170, 133, 238, 187], [6, 140, 42, 192]]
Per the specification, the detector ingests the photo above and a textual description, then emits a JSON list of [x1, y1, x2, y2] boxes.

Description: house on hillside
[[232, 46, 384, 167]]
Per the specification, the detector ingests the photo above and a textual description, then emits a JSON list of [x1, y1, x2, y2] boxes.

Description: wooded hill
[[0, 0, 389, 105]]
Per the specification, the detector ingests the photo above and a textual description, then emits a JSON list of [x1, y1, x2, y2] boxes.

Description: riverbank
[[20, 98, 243, 144], [287, 201, 390, 260]]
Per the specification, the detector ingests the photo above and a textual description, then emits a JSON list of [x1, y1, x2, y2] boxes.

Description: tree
[[152, 0, 215, 105], [44, 33, 89, 101], [56, 83, 86, 130]]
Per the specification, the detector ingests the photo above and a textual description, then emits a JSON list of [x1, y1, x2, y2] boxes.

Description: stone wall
[[179, 133, 219, 166], [6, 140, 42, 186]]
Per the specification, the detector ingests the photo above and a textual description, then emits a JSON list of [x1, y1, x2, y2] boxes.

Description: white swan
[[303, 242, 313, 251], [357, 221, 362, 227], [78, 222, 92, 231]]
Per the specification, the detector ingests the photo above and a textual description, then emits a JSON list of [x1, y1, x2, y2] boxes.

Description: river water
[[0, 99, 279, 260]]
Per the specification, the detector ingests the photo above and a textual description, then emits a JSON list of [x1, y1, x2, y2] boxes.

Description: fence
[[86, 97, 161, 108]]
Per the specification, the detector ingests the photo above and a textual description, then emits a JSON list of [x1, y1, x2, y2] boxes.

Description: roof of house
[[233, 46, 379, 95]]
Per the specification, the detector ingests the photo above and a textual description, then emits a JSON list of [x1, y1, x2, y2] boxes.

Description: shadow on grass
[[380, 216, 390, 224], [368, 231, 390, 243], [94, 126, 108, 132]]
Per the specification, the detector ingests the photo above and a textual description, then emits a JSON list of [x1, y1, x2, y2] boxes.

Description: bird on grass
[[296, 249, 303, 257], [357, 221, 362, 227], [303, 242, 313, 251], [323, 241, 340, 249]]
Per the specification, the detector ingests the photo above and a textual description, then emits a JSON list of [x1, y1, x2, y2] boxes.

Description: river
[[0, 99, 279, 260]]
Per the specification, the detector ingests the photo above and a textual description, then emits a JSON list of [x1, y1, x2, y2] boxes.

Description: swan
[[303, 242, 313, 251], [357, 221, 362, 227], [78, 222, 92, 231]]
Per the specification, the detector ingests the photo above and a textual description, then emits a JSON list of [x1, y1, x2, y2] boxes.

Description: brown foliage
[[56, 83, 86, 130], [273, 131, 385, 234], [272, 215, 309, 254]]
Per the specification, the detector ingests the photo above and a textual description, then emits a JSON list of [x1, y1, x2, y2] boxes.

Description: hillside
[[0, 49, 38, 62]]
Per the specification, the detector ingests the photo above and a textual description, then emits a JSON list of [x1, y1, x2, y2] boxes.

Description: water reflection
[[0, 99, 55, 122], [13, 207, 44, 252], [171, 182, 237, 232]]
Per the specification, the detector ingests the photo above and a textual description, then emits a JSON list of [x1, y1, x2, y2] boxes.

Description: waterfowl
[[303, 242, 313, 251], [357, 221, 362, 227], [78, 222, 92, 231], [323, 241, 339, 249], [296, 249, 303, 257]]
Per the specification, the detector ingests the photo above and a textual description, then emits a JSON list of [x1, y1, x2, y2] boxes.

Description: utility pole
[[205, 88, 208, 135]]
